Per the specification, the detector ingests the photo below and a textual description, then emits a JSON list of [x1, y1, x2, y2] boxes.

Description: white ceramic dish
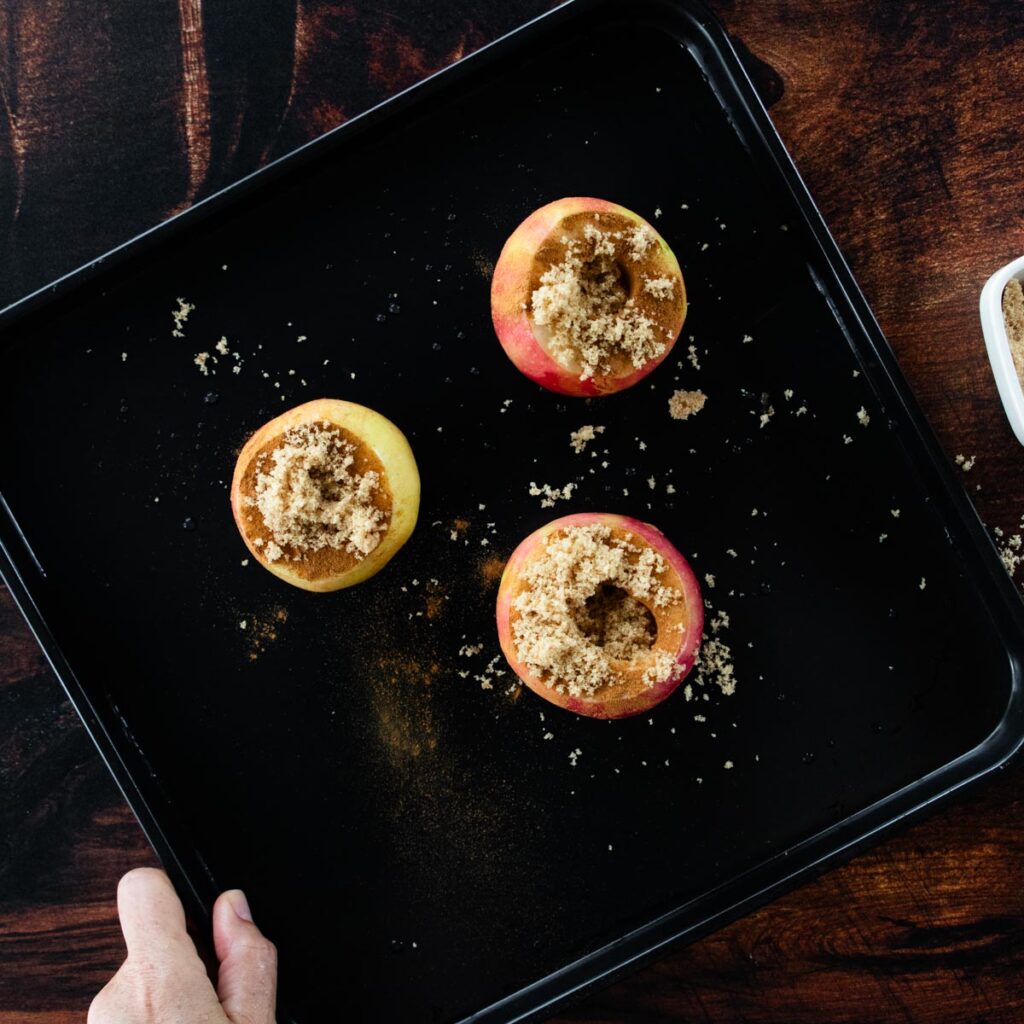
[[980, 254, 1024, 447]]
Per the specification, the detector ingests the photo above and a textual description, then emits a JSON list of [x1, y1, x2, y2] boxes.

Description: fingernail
[[226, 889, 252, 922]]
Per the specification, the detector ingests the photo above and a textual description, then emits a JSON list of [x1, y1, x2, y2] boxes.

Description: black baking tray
[[2, 1, 1023, 1021]]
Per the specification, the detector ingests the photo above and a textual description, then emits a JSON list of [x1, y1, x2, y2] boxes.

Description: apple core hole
[[575, 583, 657, 660], [577, 256, 631, 314]]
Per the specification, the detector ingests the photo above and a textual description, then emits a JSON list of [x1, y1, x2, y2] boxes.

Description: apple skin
[[491, 197, 686, 397], [230, 398, 419, 592], [496, 512, 704, 719]]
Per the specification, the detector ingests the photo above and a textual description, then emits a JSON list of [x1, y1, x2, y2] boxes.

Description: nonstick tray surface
[[2, 2, 1023, 1022]]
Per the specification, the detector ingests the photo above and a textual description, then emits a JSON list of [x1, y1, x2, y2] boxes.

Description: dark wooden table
[[3, 1, 1024, 1021]]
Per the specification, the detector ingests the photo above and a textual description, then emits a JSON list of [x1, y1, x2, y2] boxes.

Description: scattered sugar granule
[[666, 484, 677, 495], [997, 531, 1023, 575], [1003, 278, 1024, 383], [759, 405, 775, 429], [691, 609, 737, 697], [194, 351, 211, 375], [668, 389, 707, 421], [843, 434, 853, 445], [570, 424, 606, 454], [569, 748, 583, 767], [879, 533, 888, 543], [215, 336, 230, 356], [528, 481, 576, 509], [459, 643, 483, 657], [784, 388, 794, 400], [704, 573, 716, 589], [742, 334, 753, 344], [795, 405, 808, 416], [121, 351, 127, 362], [647, 476, 656, 490], [724, 760, 734, 770], [171, 297, 195, 337], [653, 207, 662, 218], [919, 577, 927, 591], [857, 406, 870, 427], [891, 508, 901, 519], [687, 343, 701, 370], [954, 453, 977, 472]]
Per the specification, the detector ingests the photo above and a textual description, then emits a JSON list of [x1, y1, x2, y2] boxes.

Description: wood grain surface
[[2, 1, 1024, 1021]]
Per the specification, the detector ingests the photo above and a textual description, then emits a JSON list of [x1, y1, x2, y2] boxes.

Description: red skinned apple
[[491, 198, 687, 397], [230, 399, 419, 592], [496, 512, 703, 719]]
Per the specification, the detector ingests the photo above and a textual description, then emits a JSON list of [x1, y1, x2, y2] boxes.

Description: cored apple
[[230, 398, 419, 592], [491, 197, 687, 397], [496, 512, 703, 718]]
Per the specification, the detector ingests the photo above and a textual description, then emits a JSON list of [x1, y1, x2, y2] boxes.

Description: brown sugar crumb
[[1003, 278, 1024, 383], [692, 609, 737, 697], [531, 221, 676, 381], [995, 527, 1023, 575], [528, 481, 576, 509], [668, 389, 707, 421], [510, 524, 683, 698], [643, 276, 675, 300], [247, 420, 386, 564], [626, 224, 657, 261], [172, 297, 195, 337], [569, 424, 606, 454]]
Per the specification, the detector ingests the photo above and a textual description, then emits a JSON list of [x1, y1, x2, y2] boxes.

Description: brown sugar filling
[[238, 420, 392, 581], [509, 523, 686, 699], [528, 211, 682, 381]]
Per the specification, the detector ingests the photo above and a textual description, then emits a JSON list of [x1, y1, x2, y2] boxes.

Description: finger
[[116, 867, 198, 965], [213, 889, 278, 1024]]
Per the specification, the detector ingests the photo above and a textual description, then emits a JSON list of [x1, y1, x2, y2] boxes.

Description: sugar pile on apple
[[497, 513, 704, 719], [230, 398, 419, 592], [491, 197, 687, 396]]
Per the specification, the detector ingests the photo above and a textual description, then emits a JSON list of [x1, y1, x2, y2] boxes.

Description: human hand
[[88, 867, 277, 1024]]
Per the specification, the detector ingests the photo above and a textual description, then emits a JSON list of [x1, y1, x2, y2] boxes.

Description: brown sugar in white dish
[[1003, 278, 1024, 384], [230, 399, 419, 592], [496, 512, 704, 719]]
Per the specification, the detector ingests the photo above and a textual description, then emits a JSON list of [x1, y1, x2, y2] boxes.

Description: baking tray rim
[[1, 1, 1023, 1022]]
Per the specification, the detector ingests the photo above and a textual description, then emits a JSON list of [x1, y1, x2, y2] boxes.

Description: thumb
[[213, 889, 278, 1024]]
